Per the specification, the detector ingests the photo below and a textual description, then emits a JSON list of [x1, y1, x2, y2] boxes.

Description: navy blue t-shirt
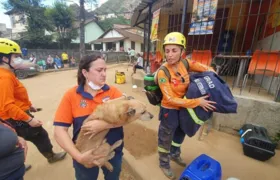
[[0, 124, 25, 180]]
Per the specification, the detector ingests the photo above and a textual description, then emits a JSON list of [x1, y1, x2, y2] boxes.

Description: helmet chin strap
[[2, 56, 15, 70], [175, 49, 184, 63]]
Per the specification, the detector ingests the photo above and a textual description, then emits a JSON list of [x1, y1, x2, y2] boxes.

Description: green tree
[[85, 0, 98, 10], [45, 1, 78, 49], [99, 16, 130, 31], [3, 0, 53, 47]]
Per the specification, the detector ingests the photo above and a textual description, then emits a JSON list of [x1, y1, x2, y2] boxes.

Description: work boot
[[25, 164, 32, 171], [171, 155, 187, 167], [43, 151, 67, 164], [160, 166, 176, 180]]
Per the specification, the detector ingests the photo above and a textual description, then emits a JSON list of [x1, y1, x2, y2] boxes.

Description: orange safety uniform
[[0, 38, 65, 165], [54, 84, 124, 178], [0, 68, 32, 121], [0, 68, 60, 160], [157, 59, 212, 110], [54, 84, 123, 144]]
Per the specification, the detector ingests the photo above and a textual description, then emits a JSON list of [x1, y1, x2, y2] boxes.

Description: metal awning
[[131, 0, 159, 28]]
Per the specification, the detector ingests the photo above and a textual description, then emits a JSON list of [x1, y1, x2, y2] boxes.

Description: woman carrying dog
[[54, 54, 126, 180], [157, 32, 216, 179], [0, 38, 66, 171]]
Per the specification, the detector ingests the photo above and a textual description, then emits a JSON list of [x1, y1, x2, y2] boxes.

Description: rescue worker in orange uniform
[[0, 38, 66, 171], [157, 32, 216, 179]]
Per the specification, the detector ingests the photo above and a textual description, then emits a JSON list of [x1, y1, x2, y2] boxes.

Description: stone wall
[[25, 49, 80, 60], [212, 95, 280, 137], [103, 51, 129, 63], [24, 49, 129, 63]]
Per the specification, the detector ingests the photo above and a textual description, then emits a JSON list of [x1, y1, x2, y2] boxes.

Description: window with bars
[[140, 0, 280, 101]]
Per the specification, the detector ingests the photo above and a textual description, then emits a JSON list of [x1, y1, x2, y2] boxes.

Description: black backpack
[[144, 59, 189, 106]]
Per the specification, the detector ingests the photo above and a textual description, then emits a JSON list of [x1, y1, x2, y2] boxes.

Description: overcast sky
[[0, 0, 108, 28]]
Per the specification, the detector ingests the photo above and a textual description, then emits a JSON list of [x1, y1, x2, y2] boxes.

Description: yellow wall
[[155, 12, 169, 55]]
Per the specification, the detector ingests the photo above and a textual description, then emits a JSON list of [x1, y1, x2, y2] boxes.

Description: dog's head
[[91, 98, 154, 125], [122, 99, 154, 123]]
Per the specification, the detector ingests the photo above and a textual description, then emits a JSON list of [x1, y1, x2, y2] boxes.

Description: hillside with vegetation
[[94, 0, 139, 31], [94, 0, 139, 15]]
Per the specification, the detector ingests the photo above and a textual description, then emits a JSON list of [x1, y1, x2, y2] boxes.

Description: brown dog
[[75, 97, 154, 171]]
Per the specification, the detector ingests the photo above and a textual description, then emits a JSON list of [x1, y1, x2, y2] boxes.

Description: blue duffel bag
[[180, 71, 238, 137]]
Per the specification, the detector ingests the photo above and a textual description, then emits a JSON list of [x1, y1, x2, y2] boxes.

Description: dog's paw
[[102, 138, 107, 144], [84, 162, 99, 169], [126, 96, 135, 100], [107, 151, 115, 160], [110, 140, 123, 151], [104, 162, 114, 172]]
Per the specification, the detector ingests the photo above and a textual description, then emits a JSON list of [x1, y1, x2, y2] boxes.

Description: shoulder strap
[[154, 63, 171, 84], [182, 59, 190, 71], [154, 60, 189, 84], [159, 66, 171, 80]]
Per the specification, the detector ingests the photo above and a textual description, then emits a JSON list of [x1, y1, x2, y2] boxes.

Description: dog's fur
[[75, 98, 153, 171]]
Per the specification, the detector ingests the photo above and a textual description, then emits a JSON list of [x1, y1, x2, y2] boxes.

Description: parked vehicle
[[14, 59, 40, 79]]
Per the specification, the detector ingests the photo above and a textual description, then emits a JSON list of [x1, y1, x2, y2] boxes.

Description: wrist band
[[26, 118, 33, 123]]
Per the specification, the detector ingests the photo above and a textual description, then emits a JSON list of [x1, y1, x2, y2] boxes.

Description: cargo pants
[[158, 107, 185, 169], [7, 110, 53, 155]]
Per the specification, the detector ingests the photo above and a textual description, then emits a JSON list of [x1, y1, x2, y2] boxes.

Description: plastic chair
[[242, 50, 280, 90], [154, 51, 163, 64], [191, 50, 213, 66], [149, 52, 162, 73], [247, 50, 280, 76], [182, 51, 187, 59]]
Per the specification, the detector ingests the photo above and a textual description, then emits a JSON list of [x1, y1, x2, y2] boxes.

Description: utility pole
[[146, 3, 152, 69], [181, 0, 188, 33], [80, 0, 85, 59]]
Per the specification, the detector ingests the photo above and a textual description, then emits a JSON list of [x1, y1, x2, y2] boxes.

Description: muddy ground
[[17, 64, 280, 180]]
